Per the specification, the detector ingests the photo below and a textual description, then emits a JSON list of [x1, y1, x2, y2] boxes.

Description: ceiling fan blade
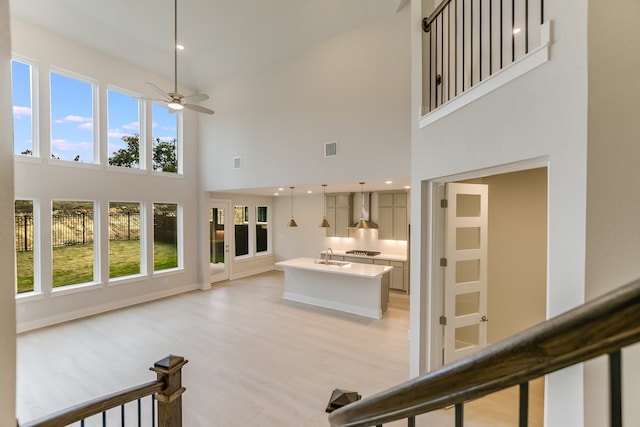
[[146, 82, 171, 101], [184, 103, 215, 115], [182, 93, 210, 103]]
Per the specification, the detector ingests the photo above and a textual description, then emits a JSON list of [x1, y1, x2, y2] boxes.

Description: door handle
[[481, 315, 488, 322]]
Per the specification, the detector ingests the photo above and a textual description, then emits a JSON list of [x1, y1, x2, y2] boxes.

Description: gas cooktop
[[345, 249, 381, 256]]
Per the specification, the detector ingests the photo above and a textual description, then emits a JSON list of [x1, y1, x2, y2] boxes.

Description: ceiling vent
[[232, 157, 241, 169], [324, 141, 337, 157]]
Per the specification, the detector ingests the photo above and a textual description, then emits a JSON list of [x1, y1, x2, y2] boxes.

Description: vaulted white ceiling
[[10, 0, 407, 92]]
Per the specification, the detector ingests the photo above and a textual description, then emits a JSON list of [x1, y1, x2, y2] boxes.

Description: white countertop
[[320, 250, 407, 262], [276, 257, 393, 278]]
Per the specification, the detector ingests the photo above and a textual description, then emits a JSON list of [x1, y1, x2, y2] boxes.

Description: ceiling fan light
[[168, 102, 184, 110], [320, 217, 331, 228]]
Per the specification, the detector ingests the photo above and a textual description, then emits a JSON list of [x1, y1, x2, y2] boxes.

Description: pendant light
[[287, 186, 298, 227], [356, 182, 369, 229], [319, 184, 331, 228]]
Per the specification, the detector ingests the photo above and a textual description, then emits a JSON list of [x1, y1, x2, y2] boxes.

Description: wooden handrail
[[21, 380, 164, 427], [329, 278, 640, 427], [21, 355, 187, 427]]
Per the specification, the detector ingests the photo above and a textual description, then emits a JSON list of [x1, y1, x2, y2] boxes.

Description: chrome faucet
[[325, 247, 333, 264]]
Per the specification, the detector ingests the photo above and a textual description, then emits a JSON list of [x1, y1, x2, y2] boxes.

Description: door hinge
[[439, 316, 447, 325], [440, 258, 448, 267], [440, 199, 448, 208]]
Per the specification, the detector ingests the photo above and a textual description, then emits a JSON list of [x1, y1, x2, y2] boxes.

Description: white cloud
[[122, 121, 139, 131], [51, 139, 91, 152], [55, 115, 92, 124], [78, 122, 93, 131], [13, 106, 32, 118]]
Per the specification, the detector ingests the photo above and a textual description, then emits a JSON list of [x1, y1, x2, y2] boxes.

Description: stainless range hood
[[350, 190, 378, 229]]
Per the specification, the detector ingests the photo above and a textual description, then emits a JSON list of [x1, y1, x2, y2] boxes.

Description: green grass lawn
[[16, 240, 178, 293]]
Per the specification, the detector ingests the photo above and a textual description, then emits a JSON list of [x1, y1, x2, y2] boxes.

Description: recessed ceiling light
[[513, 28, 521, 34], [278, 187, 284, 191], [385, 180, 393, 184], [176, 44, 185, 50], [404, 185, 411, 189], [274, 192, 279, 196], [307, 190, 313, 194]]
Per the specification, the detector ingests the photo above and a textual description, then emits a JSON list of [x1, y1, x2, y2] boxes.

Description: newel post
[[151, 355, 188, 427]]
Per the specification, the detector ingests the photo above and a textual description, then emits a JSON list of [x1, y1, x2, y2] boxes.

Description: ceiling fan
[[146, 0, 214, 115]]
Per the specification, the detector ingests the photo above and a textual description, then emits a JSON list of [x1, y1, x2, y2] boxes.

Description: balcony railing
[[328, 277, 640, 426], [20, 355, 187, 427], [422, 0, 545, 113]]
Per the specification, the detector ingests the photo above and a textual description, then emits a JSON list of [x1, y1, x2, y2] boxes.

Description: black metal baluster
[[138, 398, 142, 427], [479, 0, 483, 82], [103, 411, 107, 426], [525, 0, 529, 53], [489, 0, 493, 75], [448, 3, 451, 102], [511, 0, 515, 62], [440, 14, 444, 105], [455, 0, 458, 96], [519, 382, 529, 427], [462, 0, 465, 91], [81, 420, 85, 427], [455, 402, 464, 427], [610, 350, 622, 427], [408, 415, 416, 427], [122, 403, 125, 426], [541, 0, 544, 25], [500, 0, 503, 68], [470, 0, 473, 86], [429, 14, 433, 112], [152, 395, 156, 427], [434, 17, 439, 107]]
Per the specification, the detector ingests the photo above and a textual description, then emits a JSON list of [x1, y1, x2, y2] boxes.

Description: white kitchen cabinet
[[378, 192, 408, 240], [325, 193, 353, 237]]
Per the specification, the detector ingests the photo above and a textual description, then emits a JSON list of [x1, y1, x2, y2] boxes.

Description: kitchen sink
[[315, 260, 352, 267]]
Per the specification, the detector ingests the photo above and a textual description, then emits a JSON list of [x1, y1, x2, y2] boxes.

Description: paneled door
[[443, 183, 489, 364], [209, 201, 230, 283]]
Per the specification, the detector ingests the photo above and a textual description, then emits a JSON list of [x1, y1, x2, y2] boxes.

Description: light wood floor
[[17, 270, 542, 426]]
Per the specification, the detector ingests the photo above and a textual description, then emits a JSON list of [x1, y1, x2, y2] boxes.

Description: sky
[[11, 58, 178, 164]]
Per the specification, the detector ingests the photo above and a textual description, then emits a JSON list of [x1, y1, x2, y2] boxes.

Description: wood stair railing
[[20, 354, 187, 427], [329, 277, 640, 427]]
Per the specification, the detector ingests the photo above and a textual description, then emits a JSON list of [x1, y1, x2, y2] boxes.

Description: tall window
[[15, 200, 35, 293], [50, 72, 95, 162], [109, 202, 142, 279], [108, 89, 140, 168], [256, 206, 269, 254], [11, 59, 35, 156], [51, 201, 95, 288], [153, 203, 179, 271], [152, 103, 178, 173], [234, 206, 249, 257]]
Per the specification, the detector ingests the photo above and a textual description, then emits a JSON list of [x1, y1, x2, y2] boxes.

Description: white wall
[[584, 1, 640, 425], [410, 1, 589, 426], [0, 0, 17, 422], [198, 8, 411, 193], [12, 19, 204, 332]]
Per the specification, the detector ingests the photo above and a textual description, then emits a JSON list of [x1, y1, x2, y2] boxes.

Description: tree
[[152, 138, 177, 173], [108, 134, 177, 172], [109, 134, 140, 167]]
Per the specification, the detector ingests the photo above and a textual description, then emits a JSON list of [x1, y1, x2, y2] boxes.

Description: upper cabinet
[[325, 193, 353, 237], [378, 192, 408, 240]]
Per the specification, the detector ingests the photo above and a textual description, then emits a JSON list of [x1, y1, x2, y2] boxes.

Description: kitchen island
[[275, 257, 393, 319]]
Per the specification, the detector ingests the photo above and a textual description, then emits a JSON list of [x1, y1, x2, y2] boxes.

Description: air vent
[[324, 141, 337, 157], [232, 157, 241, 169]]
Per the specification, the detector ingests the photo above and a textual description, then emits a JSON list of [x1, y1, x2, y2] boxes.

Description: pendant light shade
[[356, 182, 368, 229], [319, 184, 331, 228], [287, 186, 298, 227]]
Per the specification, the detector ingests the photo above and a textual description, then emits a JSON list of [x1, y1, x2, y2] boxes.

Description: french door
[[443, 183, 489, 364], [209, 201, 230, 283]]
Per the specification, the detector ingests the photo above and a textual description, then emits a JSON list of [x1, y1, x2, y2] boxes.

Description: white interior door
[[209, 201, 230, 283], [443, 183, 489, 364]]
